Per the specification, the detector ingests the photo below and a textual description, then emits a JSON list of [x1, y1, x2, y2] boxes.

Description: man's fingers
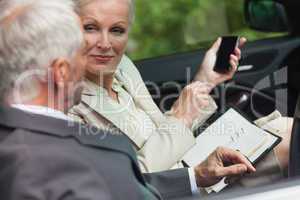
[[214, 164, 248, 177], [224, 174, 244, 184], [219, 148, 256, 172]]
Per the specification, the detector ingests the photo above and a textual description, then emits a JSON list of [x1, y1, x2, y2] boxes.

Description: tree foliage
[[127, 0, 280, 60]]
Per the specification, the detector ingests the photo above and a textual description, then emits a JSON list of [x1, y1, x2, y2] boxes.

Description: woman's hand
[[194, 37, 247, 92], [170, 81, 212, 129]]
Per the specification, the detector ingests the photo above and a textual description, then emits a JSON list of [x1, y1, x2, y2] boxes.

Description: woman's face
[[80, 0, 130, 77]]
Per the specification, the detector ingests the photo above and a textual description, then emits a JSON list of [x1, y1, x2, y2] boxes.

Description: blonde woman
[[70, 0, 289, 188]]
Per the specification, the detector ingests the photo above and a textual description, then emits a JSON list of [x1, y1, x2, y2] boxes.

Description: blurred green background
[[127, 0, 283, 60]]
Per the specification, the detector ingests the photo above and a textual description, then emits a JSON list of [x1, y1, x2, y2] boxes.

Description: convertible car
[[133, 0, 300, 199]]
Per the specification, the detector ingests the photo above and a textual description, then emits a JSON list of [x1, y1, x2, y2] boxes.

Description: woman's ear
[[52, 58, 72, 87]]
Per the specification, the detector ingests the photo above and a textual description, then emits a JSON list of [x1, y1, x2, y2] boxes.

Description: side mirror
[[245, 0, 289, 32]]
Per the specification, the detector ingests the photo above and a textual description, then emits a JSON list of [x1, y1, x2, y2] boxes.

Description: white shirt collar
[[12, 104, 72, 121]]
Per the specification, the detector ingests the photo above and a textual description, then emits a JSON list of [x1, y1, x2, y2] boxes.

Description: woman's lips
[[91, 55, 114, 63]]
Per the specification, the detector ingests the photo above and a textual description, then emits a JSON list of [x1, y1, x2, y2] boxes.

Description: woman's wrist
[[193, 76, 213, 87], [169, 109, 193, 129], [193, 74, 215, 93]]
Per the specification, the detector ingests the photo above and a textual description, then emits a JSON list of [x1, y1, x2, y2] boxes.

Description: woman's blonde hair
[[73, 0, 135, 25]]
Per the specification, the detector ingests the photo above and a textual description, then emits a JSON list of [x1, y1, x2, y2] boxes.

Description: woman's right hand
[[170, 81, 213, 129], [194, 37, 246, 90]]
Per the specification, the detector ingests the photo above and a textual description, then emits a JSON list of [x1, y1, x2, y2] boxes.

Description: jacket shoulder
[[0, 128, 113, 200]]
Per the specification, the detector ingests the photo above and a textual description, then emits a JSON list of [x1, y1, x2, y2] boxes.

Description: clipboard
[[182, 107, 282, 193], [192, 106, 282, 165]]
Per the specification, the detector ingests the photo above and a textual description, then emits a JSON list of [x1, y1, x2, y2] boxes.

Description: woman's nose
[[96, 32, 112, 51]]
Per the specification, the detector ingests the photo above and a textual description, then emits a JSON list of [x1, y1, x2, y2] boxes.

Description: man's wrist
[[194, 165, 210, 188]]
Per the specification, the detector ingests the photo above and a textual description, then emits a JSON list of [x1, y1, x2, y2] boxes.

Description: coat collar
[[115, 68, 166, 124]]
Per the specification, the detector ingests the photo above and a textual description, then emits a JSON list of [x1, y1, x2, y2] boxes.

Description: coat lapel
[[81, 80, 147, 148], [115, 68, 166, 126], [81, 84, 129, 129]]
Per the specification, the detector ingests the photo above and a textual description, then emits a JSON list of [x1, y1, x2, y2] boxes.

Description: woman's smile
[[90, 55, 115, 63]]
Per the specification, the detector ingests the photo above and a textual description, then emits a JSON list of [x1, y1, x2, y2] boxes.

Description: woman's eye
[[111, 27, 126, 35], [83, 24, 98, 32]]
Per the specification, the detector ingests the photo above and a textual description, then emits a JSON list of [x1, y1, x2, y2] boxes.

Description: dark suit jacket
[[0, 107, 192, 200]]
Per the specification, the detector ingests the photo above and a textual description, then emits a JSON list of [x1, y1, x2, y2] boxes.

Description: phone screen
[[214, 36, 239, 73]]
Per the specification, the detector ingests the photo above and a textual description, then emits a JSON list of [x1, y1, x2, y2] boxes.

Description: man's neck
[[9, 89, 66, 114], [12, 104, 71, 121]]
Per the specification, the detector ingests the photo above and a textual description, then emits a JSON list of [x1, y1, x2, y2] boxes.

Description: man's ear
[[52, 58, 72, 87]]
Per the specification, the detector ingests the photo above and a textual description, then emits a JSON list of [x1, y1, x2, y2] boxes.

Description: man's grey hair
[[0, 0, 83, 103], [73, 0, 135, 25]]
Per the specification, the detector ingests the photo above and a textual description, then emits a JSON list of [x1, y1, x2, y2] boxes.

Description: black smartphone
[[214, 36, 240, 73]]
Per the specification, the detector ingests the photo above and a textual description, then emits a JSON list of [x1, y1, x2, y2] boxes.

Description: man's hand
[[194, 147, 256, 187], [194, 37, 246, 91]]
